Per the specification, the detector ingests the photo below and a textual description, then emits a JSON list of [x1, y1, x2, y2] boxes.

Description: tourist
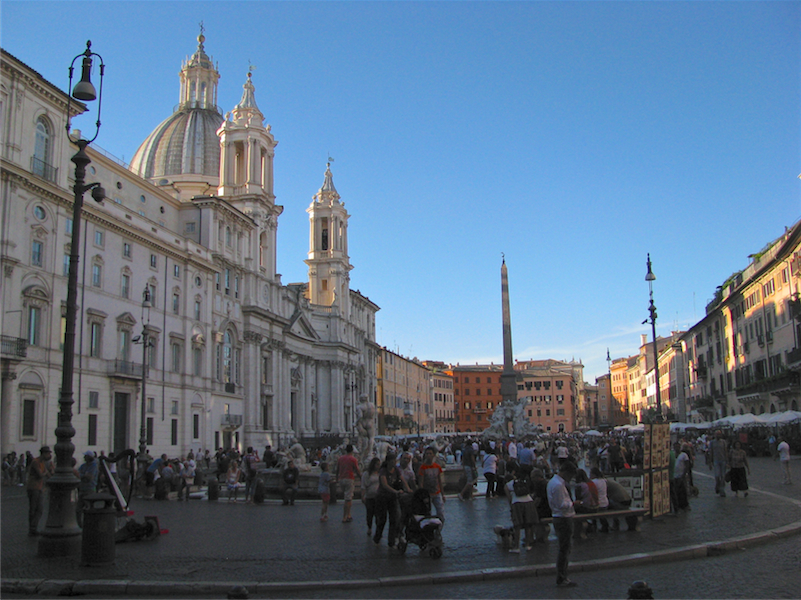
[[318, 462, 332, 522], [77, 451, 98, 525], [590, 467, 610, 533], [242, 447, 259, 504], [336, 444, 361, 523], [226, 459, 242, 503], [505, 462, 538, 552], [530, 468, 551, 521], [547, 461, 578, 587], [482, 448, 498, 499], [673, 444, 691, 512], [728, 440, 750, 497], [777, 437, 792, 484], [398, 452, 418, 493], [26, 446, 53, 536], [373, 451, 409, 548], [178, 456, 196, 501], [709, 430, 729, 497], [460, 440, 476, 500], [361, 457, 381, 534], [282, 459, 300, 505], [418, 447, 446, 524]]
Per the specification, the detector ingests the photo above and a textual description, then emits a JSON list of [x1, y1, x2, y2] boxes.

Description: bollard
[[208, 477, 219, 502], [81, 492, 117, 566], [227, 585, 249, 599], [628, 580, 654, 599]]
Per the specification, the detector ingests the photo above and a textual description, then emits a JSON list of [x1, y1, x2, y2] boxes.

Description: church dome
[[129, 108, 223, 179], [129, 32, 223, 181]]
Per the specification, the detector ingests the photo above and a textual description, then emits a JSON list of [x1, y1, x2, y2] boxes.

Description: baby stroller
[[397, 488, 443, 559]]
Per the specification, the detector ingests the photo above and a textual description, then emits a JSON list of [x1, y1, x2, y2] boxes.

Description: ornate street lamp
[[645, 254, 662, 421], [39, 41, 106, 557], [134, 286, 152, 488]]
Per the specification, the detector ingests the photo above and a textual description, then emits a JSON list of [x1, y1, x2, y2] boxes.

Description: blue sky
[[4, 1, 800, 382]]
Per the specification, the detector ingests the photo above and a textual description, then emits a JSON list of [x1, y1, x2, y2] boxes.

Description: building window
[[194, 300, 201, 321], [174, 264, 180, 278], [171, 419, 178, 445], [19, 399, 37, 438], [224, 269, 231, 295], [33, 117, 52, 180], [27, 306, 41, 346], [557, 408, 565, 416], [146, 417, 154, 446], [92, 263, 102, 287], [215, 272, 221, 291], [546, 409, 551, 416], [123, 242, 131, 258], [193, 414, 200, 439], [63, 254, 70, 276], [171, 400, 179, 415], [119, 329, 131, 362], [90, 322, 102, 357], [150, 254, 157, 269], [226, 227, 232, 247], [66, 218, 73, 235], [94, 229, 104, 247], [147, 397, 155, 413], [172, 293, 180, 314], [193, 346, 203, 376], [121, 273, 130, 299], [88, 414, 98, 446], [89, 391, 99, 409], [31, 240, 43, 267], [171, 342, 182, 373], [186, 222, 196, 234]]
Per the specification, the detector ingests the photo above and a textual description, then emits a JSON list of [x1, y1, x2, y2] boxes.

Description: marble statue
[[355, 393, 376, 467]]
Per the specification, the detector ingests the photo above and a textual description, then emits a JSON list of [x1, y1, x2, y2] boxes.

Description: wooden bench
[[536, 508, 649, 541]]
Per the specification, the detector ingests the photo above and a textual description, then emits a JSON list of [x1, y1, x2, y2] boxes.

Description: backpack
[[513, 477, 530, 497]]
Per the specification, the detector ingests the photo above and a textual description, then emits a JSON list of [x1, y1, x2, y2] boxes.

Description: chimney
[[640, 334, 648, 347]]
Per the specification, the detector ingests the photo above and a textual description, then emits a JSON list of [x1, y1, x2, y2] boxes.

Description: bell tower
[[217, 69, 282, 280], [305, 163, 352, 312]]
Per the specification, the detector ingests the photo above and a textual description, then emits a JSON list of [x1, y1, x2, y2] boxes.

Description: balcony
[[786, 347, 801, 368], [691, 396, 714, 410], [221, 413, 243, 429], [0, 336, 27, 359], [109, 360, 143, 379], [695, 365, 708, 379], [736, 369, 800, 397], [30, 156, 58, 183]]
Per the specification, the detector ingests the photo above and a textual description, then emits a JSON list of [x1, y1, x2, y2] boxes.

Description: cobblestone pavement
[[2, 456, 799, 598]]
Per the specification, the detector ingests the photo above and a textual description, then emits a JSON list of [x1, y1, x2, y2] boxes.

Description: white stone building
[[0, 34, 379, 458]]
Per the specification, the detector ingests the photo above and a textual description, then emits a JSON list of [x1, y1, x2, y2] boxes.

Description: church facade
[[0, 34, 379, 458]]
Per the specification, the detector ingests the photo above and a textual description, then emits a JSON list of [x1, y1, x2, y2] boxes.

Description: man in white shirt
[[777, 438, 792, 485], [507, 440, 518, 461], [547, 461, 578, 588]]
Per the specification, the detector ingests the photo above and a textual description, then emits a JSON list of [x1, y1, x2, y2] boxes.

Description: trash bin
[[253, 477, 265, 504], [81, 492, 117, 566]]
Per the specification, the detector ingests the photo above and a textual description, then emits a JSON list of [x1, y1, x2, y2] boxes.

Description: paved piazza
[[2, 456, 800, 598]]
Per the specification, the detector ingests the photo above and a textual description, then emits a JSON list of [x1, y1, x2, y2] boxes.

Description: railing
[[30, 156, 58, 183], [221, 414, 243, 428], [109, 360, 143, 378], [0, 336, 27, 358]]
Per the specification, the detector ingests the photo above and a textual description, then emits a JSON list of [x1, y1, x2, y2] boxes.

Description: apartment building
[[377, 349, 432, 435]]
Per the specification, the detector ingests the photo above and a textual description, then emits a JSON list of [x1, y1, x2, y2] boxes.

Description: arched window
[[33, 117, 52, 179], [223, 330, 232, 383]]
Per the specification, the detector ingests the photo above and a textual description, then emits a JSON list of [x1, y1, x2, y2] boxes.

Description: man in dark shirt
[[460, 441, 476, 500]]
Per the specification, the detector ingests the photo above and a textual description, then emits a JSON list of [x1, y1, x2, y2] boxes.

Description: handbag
[[724, 470, 732, 483]]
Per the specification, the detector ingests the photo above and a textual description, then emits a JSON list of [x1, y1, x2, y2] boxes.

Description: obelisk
[[500, 256, 518, 406]]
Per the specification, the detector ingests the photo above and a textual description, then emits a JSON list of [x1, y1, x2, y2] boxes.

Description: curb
[[4, 517, 801, 597]]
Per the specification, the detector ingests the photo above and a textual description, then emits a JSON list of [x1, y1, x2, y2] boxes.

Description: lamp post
[[645, 254, 662, 422], [39, 41, 105, 558], [135, 287, 152, 487]]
